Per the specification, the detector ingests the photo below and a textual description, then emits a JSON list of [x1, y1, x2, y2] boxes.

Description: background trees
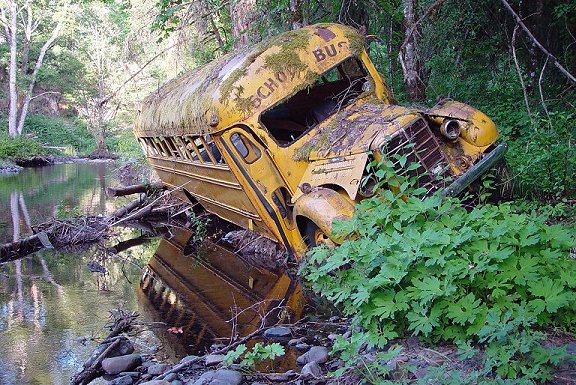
[[0, 0, 574, 198]]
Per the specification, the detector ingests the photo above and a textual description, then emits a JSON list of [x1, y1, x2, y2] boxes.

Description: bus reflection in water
[[138, 228, 304, 360]]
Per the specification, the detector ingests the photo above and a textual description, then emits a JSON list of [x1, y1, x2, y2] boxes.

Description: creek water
[[0, 162, 302, 385]]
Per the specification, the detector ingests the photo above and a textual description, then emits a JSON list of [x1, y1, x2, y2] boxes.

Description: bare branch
[[400, 0, 449, 52], [29, 91, 60, 101], [99, 43, 177, 107], [538, 56, 553, 130], [511, 25, 532, 123], [499, 0, 576, 85]]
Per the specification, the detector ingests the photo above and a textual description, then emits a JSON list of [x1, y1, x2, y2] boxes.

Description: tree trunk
[[7, 0, 18, 137], [339, 0, 368, 31], [230, 0, 257, 48], [290, 0, 306, 29], [16, 20, 62, 135], [399, 0, 426, 101]]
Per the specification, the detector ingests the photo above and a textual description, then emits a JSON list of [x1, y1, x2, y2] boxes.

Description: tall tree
[[230, 0, 257, 47], [0, 0, 70, 137], [399, 0, 425, 101]]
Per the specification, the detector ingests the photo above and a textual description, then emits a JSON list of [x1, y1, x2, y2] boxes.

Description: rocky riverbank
[[0, 154, 116, 174]]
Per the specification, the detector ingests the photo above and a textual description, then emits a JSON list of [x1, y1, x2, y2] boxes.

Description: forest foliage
[[1, 0, 574, 198], [301, 157, 576, 383]]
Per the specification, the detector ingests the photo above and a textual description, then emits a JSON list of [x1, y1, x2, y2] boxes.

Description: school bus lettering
[[313, 41, 348, 62]]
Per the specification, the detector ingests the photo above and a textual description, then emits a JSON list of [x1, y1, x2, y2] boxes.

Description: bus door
[[220, 126, 294, 250]]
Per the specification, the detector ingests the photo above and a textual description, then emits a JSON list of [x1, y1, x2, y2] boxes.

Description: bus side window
[[230, 133, 261, 164]]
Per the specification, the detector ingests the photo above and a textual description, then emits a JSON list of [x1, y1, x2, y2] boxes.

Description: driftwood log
[[106, 182, 164, 197], [0, 183, 188, 263]]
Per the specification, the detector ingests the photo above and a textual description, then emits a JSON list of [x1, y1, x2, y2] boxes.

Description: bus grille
[[382, 118, 453, 194]]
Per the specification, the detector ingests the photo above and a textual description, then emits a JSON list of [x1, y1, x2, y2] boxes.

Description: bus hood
[[301, 99, 421, 161]]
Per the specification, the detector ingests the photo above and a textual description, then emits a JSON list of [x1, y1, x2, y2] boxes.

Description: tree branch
[[29, 91, 60, 101], [99, 43, 177, 107], [400, 0, 450, 52], [511, 25, 532, 122], [499, 0, 576, 85]]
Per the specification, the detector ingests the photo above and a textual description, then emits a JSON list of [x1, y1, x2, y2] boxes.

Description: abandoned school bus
[[133, 23, 507, 258]]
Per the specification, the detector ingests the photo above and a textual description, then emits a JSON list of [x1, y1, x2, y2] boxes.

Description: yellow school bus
[[133, 23, 507, 259]]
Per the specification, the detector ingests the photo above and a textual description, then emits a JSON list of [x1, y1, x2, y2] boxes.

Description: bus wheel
[[305, 220, 334, 248]]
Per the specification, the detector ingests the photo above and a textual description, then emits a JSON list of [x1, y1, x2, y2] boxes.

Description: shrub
[[0, 131, 47, 159], [22, 114, 94, 154], [300, 160, 576, 382]]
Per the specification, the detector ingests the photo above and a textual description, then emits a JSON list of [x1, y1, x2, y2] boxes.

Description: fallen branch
[[106, 182, 164, 197], [0, 231, 52, 263], [499, 0, 576, 85], [71, 310, 138, 385]]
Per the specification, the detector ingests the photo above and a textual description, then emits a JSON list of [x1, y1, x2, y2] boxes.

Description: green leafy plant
[[301, 158, 576, 382], [223, 342, 285, 369]]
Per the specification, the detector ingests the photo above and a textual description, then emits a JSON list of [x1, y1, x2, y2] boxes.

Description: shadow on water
[[138, 227, 305, 363]]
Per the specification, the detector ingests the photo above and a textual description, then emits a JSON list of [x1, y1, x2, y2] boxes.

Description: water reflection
[[0, 162, 149, 385], [0, 162, 119, 243], [139, 228, 305, 359]]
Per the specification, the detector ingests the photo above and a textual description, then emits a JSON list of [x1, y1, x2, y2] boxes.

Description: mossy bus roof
[[134, 23, 365, 138]]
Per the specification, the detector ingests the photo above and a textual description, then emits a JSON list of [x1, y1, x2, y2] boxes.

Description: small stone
[[265, 372, 296, 382], [191, 371, 215, 385], [328, 316, 340, 322], [567, 342, 576, 354], [109, 374, 134, 385], [119, 372, 140, 378], [164, 373, 178, 382], [191, 369, 243, 385], [180, 355, 201, 364], [192, 369, 244, 385], [288, 337, 305, 346], [102, 354, 142, 375], [140, 381, 171, 385], [213, 369, 243, 385], [297, 346, 329, 365], [205, 354, 226, 366], [342, 331, 351, 339], [210, 343, 226, 352], [301, 362, 322, 379], [171, 381, 184, 385], [327, 334, 338, 341], [85, 338, 135, 368], [148, 363, 171, 375], [263, 326, 291, 339], [295, 343, 310, 352]]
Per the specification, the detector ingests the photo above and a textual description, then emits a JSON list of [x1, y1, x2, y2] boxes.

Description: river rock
[[263, 326, 291, 339], [288, 337, 305, 346], [109, 374, 134, 385], [0, 161, 22, 174], [191, 369, 243, 385], [163, 373, 178, 382], [85, 338, 135, 368], [140, 381, 171, 385], [295, 343, 310, 351], [296, 346, 329, 365], [181, 355, 201, 363], [205, 354, 226, 366], [102, 354, 142, 375], [301, 362, 322, 379], [148, 363, 171, 375]]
